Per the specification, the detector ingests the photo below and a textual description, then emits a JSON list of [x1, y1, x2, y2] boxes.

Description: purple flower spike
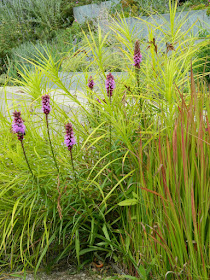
[[41, 94, 51, 115], [88, 76, 95, 90], [12, 111, 26, 141], [64, 123, 76, 151], [133, 40, 142, 69], [105, 73, 115, 97]]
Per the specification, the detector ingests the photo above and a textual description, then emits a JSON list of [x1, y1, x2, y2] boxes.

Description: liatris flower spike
[[43, 93, 59, 173], [64, 123, 76, 151], [65, 123, 79, 195], [41, 94, 51, 115], [133, 40, 142, 69], [105, 73, 115, 97], [12, 111, 34, 177], [88, 76, 95, 90], [12, 111, 26, 141], [96, 98, 102, 104]]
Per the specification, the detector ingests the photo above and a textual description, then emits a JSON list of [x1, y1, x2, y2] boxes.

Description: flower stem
[[109, 95, 112, 153], [90, 90, 95, 111], [135, 67, 142, 108], [45, 114, 60, 174], [70, 149, 80, 197], [20, 140, 34, 177], [109, 95, 113, 187]]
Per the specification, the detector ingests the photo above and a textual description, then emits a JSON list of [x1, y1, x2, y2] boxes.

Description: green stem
[[46, 114, 60, 174], [136, 67, 142, 108], [109, 95, 112, 153], [70, 149, 80, 197], [109, 95, 113, 187], [90, 90, 95, 111], [20, 140, 34, 177], [136, 66, 145, 128]]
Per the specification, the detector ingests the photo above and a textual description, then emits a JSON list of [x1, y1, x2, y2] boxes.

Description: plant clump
[[0, 2, 209, 280]]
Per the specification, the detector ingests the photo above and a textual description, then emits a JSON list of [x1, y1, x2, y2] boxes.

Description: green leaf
[[138, 265, 147, 280], [75, 229, 80, 266], [118, 199, 138, 206], [132, 192, 138, 199]]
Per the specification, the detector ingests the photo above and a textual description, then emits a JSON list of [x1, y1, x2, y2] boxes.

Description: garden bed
[[0, 3, 209, 279]]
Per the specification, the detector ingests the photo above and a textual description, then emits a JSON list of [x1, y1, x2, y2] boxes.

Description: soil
[[1, 262, 120, 280], [3, 271, 104, 280]]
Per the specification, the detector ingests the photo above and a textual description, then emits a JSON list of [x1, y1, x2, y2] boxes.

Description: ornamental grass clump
[[0, 3, 209, 279]]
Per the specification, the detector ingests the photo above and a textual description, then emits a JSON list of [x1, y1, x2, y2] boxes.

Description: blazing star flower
[[64, 123, 76, 151], [105, 73, 115, 97], [133, 40, 142, 69], [96, 98, 102, 104], [88, 76, 95, 90], [12, 111, 26, 141], [41, 94, 51, 115]]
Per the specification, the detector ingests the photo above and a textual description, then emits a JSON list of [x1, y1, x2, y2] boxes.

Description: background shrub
[[0, 0, 75, 75]]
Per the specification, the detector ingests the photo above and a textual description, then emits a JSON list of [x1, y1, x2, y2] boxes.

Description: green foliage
[[0, 17, 34, 74], [61, 44, 126, 73], [0, 74, 7, 85], [0, 2, 210, 279], [5, 32, 73, 83], [61, 52, 89, 72], [0, 0, 75, 75], [192, 3, 206, 10], [179, 0, 207, 9], [207, 6, 210, 16], [115, 0, 209, 16], [119, 0, 169, 16], [71, 20, 97, 38], [194, 33, 210, 84], [0, 0, 101, 77]]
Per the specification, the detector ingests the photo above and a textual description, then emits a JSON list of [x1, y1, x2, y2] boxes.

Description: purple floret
[[64, 123, 76, 151], [12, 111, 26, 141], [41, 94, 51, 115], [105, 73, 115, 97], [96, 98, 102, 104], [88, 76, 95, 90], [133, 40, 142, 69]]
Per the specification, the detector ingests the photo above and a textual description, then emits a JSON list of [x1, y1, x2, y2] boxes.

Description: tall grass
[[0, 2, 209, 279]]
